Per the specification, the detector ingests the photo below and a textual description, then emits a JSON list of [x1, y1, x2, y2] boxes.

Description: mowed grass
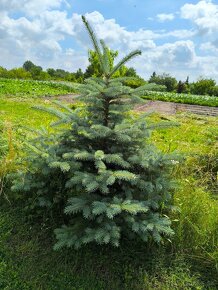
[[0, 94, 218, 289]]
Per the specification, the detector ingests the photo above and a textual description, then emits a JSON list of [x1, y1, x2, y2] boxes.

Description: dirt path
[[136, 100, 218, 116], [44, 94, 78, 103], [47, 94, 218, 117]]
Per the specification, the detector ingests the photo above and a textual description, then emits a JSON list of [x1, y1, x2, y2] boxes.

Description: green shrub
[[191, 78, 216, 96], [11, 16, 177, 250], [148, 72, 177, 92]]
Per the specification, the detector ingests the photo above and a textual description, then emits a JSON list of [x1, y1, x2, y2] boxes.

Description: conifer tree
[[12, 16, 177, 249], [177, 80, 185, 94]]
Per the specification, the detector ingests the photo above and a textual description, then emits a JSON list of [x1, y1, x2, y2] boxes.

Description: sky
[[0, 0, 218, 81]]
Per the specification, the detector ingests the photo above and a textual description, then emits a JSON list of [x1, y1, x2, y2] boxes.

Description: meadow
[[0, 79, 218, 289]]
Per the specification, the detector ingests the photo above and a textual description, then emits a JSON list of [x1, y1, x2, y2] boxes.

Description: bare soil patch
[[46, 95, 218, 116]]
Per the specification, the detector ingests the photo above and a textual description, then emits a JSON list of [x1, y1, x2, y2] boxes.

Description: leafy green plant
[[0, 78, 75, 98], [12, 16, 177, 250], [142, 91, 218, 107]]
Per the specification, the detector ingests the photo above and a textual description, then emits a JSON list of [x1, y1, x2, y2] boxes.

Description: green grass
[[0, 95, 218, 289], [150, 113, 218, 192], [0, 98, 54, 126], [0, 205, 208, 290]]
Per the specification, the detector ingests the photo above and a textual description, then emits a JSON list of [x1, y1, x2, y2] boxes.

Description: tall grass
[[173, 179, 218, 269], [150, 113, 218, 275], [0, 122, 17, 203], [0, 98, 217, 288]]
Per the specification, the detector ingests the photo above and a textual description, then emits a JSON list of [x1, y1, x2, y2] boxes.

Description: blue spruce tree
[[12, 16, 177, 249]]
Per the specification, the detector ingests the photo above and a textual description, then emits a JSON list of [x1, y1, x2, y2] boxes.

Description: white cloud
[[157, 41, 196, 65], [163, 29, 196, 39], [70, 11, 158, 52], [200, 42, 218, 53], [181, 0, 218, 37], [0, 4, 76, 69], [156, 13, 175, 22], [70, 12, 207, 80], [0, 4, 217, 81], [131, 40, 199, 80], [181, 0, 217, 25], [0, 0, 68, 16], [70, 11, 194, 52]]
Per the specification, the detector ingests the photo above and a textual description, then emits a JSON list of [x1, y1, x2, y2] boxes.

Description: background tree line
[[148, 72, 218, 96], [0, 51, 218, 96]]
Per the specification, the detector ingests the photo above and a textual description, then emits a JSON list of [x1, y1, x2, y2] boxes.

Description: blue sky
[[0, 0, 218, 81]]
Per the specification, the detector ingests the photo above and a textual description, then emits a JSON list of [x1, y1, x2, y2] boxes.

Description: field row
[[1, 78, 218, 107], [0, 78, 75, 97], [142, 91, 218, 107]]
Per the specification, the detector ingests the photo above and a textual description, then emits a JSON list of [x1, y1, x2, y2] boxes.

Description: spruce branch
[[100, 39, 110, 75], [109, 50, 142, 78], [32, 105, 70, 120], [82, 15, 105, 75]]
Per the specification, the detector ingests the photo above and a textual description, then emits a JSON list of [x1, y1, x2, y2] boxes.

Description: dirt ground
[[46, 94, 218, 116]]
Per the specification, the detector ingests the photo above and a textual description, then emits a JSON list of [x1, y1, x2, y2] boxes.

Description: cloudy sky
[[0, 0, 218, 81]]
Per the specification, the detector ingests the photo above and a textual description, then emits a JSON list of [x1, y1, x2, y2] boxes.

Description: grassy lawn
[[0, 93, 218, 289]]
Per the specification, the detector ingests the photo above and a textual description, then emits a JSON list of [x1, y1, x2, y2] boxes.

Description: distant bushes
[[0, 67, 32, 80], [149, 72, 178, 92], [0, 63, 84, 83], [191, 78, 218, 96], [148, 72, 218, 97]]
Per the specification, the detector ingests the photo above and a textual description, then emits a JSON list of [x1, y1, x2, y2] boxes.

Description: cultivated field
[[142, 90, 218, 107]]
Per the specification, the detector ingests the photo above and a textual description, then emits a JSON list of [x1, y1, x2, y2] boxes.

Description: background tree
[[0, 67, 32, 79], [84, 49, 118, 78], [210, 86, 218, 97], [75, 68, 84, 83], [124, 67, 146, 88], [177, 80, 185, 94], [23, 60, 35, 72], [125, 67, 137, 77], [30, 65, 43, 79], [149, 72, 157, 83], [84, 49, 145, 87], [0, 66, 8, 78], [12, 16, 176, 250], [149, 73, 177, 92], [7, 68, 32, 79], [191, 78, 216, 96]]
